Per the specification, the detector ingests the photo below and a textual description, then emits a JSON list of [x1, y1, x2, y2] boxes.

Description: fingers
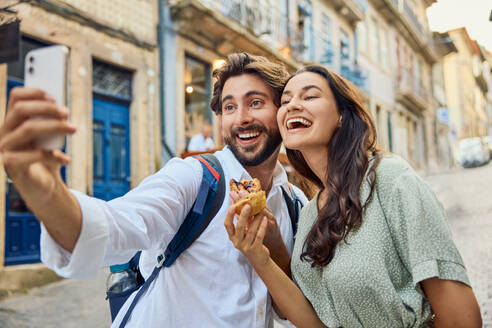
[[1, 149, 70, 173], [253, 217, 268, 247], [7, 87, 52, 111], [235, 204, 251, 237], [0, 119, 76, 152], [229, 190, 240, 203], [3, 100, 69, 133], [224, 205, 236, 238], [244, 215, 263, 245]]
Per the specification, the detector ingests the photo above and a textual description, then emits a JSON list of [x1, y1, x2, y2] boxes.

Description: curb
[[0, 263, 63, 301]]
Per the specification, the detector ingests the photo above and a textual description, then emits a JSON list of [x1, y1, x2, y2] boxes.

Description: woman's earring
[[338, 116, 343, 127]]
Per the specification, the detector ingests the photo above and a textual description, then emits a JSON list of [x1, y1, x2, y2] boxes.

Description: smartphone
[[24, 45, 69, 150]]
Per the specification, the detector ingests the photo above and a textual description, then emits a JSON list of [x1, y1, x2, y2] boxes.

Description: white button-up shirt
[[41, 147, 306, 328]]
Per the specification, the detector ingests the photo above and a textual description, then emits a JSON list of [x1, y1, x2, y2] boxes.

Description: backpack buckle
[[156, 254, 166, 268]]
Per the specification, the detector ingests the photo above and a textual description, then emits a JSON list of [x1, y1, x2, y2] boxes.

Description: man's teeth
[[286, 118, 312, 129], [238, 131, 260, 139]]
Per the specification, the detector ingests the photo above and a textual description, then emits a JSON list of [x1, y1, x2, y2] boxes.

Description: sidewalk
[[0, 269, 111, 328]]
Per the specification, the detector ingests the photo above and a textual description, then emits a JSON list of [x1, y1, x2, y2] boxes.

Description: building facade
[[164, 0, 451, 173], [0, 0, 160, 275], [443, 28, 489, 141], [163, 0, 370, 160], [431, 32, 457, 170]]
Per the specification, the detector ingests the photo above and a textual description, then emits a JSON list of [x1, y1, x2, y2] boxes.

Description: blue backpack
[[107, 153, 303, 327]]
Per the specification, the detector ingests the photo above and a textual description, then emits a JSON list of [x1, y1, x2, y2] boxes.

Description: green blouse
[[291, 156, 470, 327]]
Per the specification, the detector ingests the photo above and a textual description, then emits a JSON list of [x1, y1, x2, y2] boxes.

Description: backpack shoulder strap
[[281, 184, 304, 237], [118, 154, 225, 327], [161, 153, 225, 266]]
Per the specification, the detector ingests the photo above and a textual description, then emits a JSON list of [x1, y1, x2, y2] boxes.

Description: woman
[[224, 65, 482, 327]]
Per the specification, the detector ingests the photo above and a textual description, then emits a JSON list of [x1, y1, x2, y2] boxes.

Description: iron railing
[[354, 0, 368, 13]]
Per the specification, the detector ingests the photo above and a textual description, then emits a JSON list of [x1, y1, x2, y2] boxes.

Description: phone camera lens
[[29, 56, 34, 63], [28, 67, 34, 74]]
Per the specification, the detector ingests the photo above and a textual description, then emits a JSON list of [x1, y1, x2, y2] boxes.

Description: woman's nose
[[286, 98, 302, 112]]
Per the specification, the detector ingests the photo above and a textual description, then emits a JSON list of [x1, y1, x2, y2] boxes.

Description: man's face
[[220, 74, 282, 166]]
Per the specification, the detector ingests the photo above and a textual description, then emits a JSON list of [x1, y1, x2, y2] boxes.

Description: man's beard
[[225, 123, 282, 166]]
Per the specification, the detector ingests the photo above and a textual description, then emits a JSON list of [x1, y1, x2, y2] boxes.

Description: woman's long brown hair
[[286, 65, 382, 267]]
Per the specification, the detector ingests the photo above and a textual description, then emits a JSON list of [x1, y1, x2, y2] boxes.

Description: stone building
[[357, 0, 439, 171], [163, 0, 370, 160], [431, 32, 458, 170], [443, 28, 489, 140], [0, 0, 160, 284]]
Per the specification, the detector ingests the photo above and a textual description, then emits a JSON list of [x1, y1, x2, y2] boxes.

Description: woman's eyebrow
[[282, 85, 322, 96], [302, 85, 322, 92]]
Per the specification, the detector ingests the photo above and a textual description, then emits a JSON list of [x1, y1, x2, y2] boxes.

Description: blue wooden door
[[4, 79, 40, 265], [92, 96, 130, 201]]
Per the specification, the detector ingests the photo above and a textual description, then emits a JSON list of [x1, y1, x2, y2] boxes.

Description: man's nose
[[235, 106, 253, 125]]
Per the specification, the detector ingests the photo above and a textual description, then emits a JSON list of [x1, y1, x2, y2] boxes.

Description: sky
[[426, 0, 492, 51]]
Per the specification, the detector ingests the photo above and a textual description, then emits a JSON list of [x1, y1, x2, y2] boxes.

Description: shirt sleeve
[[381, 170, 470, 290], [40, 157, 203, 279]]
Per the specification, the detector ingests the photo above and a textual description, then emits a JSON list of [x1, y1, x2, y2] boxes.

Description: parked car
[[457, 138, 490, 168], [483, 136, 492, 159]]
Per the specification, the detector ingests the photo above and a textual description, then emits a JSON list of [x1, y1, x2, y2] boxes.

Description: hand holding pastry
[[229, 178, 266, 217]]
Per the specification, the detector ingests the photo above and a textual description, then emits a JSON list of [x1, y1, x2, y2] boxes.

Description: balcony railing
[[195, 0, 291, 52], [402, 0, 423, 36], [397, 68, 429, 109], [316, 35, 334, 66], [341, 61, 369, 92], [354, 0, 368, 12]]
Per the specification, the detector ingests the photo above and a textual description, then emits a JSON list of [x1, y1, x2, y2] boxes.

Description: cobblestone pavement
[[425, 163, 492, 326], [0, 269, 111, 328], [1, 163, 491, 328]]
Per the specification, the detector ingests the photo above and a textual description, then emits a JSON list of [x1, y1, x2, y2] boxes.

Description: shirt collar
[[215, 146, 291, 192]]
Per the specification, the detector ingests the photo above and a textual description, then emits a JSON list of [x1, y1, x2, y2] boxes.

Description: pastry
[[230, 178, 266, 217]]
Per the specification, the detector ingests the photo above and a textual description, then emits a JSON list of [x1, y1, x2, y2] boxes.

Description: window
[[110, 125, 127, 180], [387, 112, 393, 152], [297, 0, 313, 61], [414, 56, 421, 95], [340, 29, 350, 75], [184, 55, 212, 145], [369, 17, 380, 62], [380, 26, 389, 68], [7, 36, 46, 81], [320, 13, 333, 64], [93, 60, 132, 99], [356, 20, 368, 54]]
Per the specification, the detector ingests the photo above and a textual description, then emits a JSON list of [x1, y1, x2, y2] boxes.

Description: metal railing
[[315, 34, 334, 66], [197, 0, 291, 52], [354, 0, 368, 13], [341, 61, 369, 92], [402, 0, 423, 36], [399, 68, 428, 101]]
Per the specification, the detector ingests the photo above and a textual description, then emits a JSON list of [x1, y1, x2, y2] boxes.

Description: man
[[187, 121, 215, 151], [0, 53, 306, 327]]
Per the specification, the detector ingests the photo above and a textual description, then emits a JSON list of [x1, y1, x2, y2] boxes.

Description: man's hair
[[210, 53, 290, 115]]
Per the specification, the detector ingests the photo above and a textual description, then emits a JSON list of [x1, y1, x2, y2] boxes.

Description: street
[[1, 163, 491, 327]]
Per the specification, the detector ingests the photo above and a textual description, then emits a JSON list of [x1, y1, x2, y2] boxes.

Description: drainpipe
[[158, 0, 176, 163]]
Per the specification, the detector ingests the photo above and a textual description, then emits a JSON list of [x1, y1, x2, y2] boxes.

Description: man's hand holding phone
[[0, 87, 77, 202], [0, 45, 83, 252]]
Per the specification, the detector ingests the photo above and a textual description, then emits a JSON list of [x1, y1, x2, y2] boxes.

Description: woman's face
[[278, 71, 341, 152]]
